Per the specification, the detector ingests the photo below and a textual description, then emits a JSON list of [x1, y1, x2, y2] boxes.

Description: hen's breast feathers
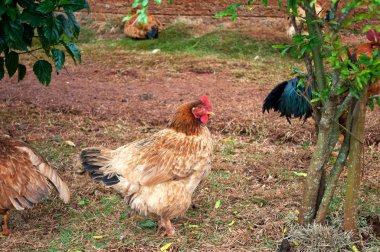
[[108, 127, 212, 192]]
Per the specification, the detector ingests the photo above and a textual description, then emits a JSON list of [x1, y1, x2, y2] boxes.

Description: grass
[[118, 22, 279, 59]]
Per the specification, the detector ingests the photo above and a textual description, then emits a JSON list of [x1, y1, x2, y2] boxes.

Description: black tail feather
[[262, 77, 313, 124], [262, 80, 289, 114], [80, 148, 120, 186], [146, 25, 159, 39]]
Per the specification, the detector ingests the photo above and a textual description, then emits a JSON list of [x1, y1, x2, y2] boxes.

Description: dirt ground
[[0, 41, 379, 251]]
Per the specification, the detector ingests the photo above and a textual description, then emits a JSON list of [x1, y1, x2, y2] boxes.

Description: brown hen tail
[[39, 162, 71, 204], [22, 146, 70, 204], [80, 148, 120, 186]]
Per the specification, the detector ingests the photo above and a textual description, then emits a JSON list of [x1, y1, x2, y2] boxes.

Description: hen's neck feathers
[[169, 101, 204, 136]]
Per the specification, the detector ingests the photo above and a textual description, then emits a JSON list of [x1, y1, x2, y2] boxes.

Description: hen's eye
[[192, 107, 196, 111]]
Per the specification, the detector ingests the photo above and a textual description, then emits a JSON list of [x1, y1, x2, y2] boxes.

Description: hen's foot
[[1, 228, 12, 236]]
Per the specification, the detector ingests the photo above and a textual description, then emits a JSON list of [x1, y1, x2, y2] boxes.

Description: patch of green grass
[[77, 27, 97, 43], [118, 22, 277, 59], [31, 141, 76, 167]]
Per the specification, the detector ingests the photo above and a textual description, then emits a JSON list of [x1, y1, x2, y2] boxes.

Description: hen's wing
[[0, 137, 70, 210], [106, 128, 212, 187]]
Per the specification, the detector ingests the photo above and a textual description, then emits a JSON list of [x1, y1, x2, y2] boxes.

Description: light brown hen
[[81, 96, 214, 236], [0, 135, 70, 235]]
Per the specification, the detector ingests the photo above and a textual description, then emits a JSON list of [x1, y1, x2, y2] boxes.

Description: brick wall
[[84, 1, 376, 40]]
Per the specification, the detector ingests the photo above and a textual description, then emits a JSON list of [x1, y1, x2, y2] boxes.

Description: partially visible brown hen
[[0, 135, 70, 235], [123, 7, 163, 39], [348, 31, 380, 97], [81, 96, 214, 236]]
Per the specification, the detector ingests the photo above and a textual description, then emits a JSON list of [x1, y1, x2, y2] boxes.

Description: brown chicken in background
[[81, 96, 214, 236], [123, 7, 163, 39], [0, 135, 70, 235], [286, 2, 325, 38]]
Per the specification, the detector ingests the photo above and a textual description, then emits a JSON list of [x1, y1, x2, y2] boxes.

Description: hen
[[123, 7, 163, 39], [81, 96, 214, 236], [263, 30, 380, 124], [0, 135, 70, 235]]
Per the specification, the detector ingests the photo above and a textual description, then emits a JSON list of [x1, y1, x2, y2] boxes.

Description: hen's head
[[170, 96, 214, 135], [191, 96, 214, 124]]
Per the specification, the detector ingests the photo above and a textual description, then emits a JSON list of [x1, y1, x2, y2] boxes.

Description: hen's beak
[[207, 112, 215, 117]]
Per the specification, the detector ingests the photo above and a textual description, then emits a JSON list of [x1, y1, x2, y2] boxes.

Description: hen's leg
[[158, 218, 175, 236], [1, 211, 12, 236]]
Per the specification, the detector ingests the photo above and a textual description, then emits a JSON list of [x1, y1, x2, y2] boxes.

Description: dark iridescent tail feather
[[146, 25, 159, 39], [262, 77, 313, 124], [80, 148, 120, 186]]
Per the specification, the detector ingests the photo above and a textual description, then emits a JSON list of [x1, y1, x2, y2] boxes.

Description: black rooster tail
[[80, 148, 120, 186], [146, 25, 159, 39], [262, 77, 313, 124]]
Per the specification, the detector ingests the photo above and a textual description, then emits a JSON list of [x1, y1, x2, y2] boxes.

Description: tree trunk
[[299, 105, 334, 224], [343, 87, 368, 232], [315, 100, 356, 223]]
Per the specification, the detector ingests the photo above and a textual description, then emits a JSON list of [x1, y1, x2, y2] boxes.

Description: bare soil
[[0, 43, 379, 251]]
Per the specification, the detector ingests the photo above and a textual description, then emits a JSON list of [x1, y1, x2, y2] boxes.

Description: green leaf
[[3, 18, 28, 51], [0, 38, 6, 54], [59, 0, 89, 11], [160, 242, 173, 252], [18, 64, 26, 81], [368, 98, 375, 110], [5, 51, 19, 78], [351, 245, 360, 252], [37, 27, 51, 52], [293, 172, 307, 177], [122, 16, 132, 22], [0, 57, 4, 80], [0, 4, 6, 16], [6, 7, 18, 21], [57, 14, 72, 38], [37, 0, 55, 13], [43, 17, 64, 43], [52, 48, 65, 72], [20, 10, 45, 27], [375, 97, 380, 107], [18, 0, 36, 9], [33, 60, 52, 86], [63, 42, 81, 63], [214, 199, 221, 209], [137, 219, 158, 228], [22, 24, 34, 46], [66, 11, 80, 38]]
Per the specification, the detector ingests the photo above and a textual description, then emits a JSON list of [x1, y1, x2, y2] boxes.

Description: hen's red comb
[[366, 29, 380, 43], [199, 96, 212, 110]]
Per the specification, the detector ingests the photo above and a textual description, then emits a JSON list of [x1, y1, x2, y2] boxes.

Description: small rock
[[139, 93, 154, 101]]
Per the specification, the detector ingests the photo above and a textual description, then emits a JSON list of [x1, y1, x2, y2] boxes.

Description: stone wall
[[83, 1, 375, 40]]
